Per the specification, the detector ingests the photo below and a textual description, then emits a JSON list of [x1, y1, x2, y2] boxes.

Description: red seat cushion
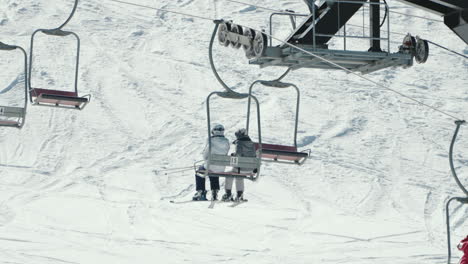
[[0, 120, 19, 125], [254, 143, 297, 152], [30, 88, 78, 98]]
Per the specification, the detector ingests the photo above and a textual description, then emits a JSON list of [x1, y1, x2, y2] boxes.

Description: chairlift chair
[[446, 120, 468, 264], [0, 42, 28, 129], [198, 91, 263, 181], [29, 28, 90, 110], [247, 80, 310, 165]]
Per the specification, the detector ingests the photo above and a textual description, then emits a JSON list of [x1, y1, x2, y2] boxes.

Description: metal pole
[[206, 93, 215, 172], [292, 84, 300, 148], [386, 1, 390, 53], [446, 197, 456, 264], [312, 1, 316, 49], [449, 120, 468, 196], [369, 0, 381, 52], [28, 30, 39, 101], [73, 32, 80, 94], [19, 46, 28, 123], [246, 81, 260, 133]]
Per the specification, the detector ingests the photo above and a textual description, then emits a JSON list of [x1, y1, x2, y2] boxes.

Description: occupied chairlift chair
[[198, 91, 263, 182], [28, 0, 90, 110], [0, 42, 28, 129], [247, 80, 310, 165]]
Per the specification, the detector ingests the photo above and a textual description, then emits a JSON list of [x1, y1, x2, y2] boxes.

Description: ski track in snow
[[0, 0, 467, 263]]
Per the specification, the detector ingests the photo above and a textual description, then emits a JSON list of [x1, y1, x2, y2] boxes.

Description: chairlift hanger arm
[[0, 42, 18, 51], [56, 0, 79, 30], [209, 20, 239, 95], [449, 120, 468, 196]]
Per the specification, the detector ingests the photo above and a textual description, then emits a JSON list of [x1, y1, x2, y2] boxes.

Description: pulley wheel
[[218, 22, 231, 47], [415, 37, 429, 63], [243, 28, 255, 58], [230, 24, 243, 49], [401, 33, 416, 55], [242, 28, 255, 59], [252, 31, 267, 58]]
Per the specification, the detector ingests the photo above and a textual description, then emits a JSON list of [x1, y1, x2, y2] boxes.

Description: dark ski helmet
[[235, 128, 247, 138]]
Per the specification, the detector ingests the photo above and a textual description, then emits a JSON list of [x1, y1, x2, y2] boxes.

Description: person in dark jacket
[[222, 128, 256, 201]]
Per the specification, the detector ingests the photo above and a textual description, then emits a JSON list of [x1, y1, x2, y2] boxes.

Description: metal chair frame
[[0, 42, 28, 129], [446, 120, 468, 264], [28, 0, 90, 110], [246, 80, 310, 165], [203, 91, 263, 181], [29, 29, 90, 110]]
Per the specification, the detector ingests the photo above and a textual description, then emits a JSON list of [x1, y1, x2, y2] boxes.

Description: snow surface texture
[[0, 0, 467, 263]]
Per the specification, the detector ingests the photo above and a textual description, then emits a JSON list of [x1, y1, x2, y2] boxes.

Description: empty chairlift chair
[[247, 80, 310, 165], [199, 91, 263, 182], [0, 42, 28, 129], [29, 28, 90, 110]]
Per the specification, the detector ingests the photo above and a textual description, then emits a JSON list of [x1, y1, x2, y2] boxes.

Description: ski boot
[[221, 190, 233, 201], [211, 190, 219, 201], [235, 191, 245, 202], [192, 190, 208, 201]]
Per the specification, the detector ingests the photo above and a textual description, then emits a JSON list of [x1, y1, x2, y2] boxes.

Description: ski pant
[[224, 177, 244, 192], [224, 167, 245, 192], [195, 175, 220, 191]]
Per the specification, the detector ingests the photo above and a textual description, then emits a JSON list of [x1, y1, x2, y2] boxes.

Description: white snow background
[[0, 0, 467, 263]]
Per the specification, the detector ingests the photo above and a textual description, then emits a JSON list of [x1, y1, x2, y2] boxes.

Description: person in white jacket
[[193, 124, 230, 201]]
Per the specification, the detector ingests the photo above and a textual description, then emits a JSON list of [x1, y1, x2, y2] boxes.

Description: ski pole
[[153, 166, 195, 175], [159, 168, 194, 175]]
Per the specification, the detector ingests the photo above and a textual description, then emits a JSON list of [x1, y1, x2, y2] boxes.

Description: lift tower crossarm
[[398, 0, 468, 44]]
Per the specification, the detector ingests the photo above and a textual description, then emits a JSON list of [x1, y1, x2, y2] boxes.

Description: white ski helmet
[[211, 124, 225, 136]]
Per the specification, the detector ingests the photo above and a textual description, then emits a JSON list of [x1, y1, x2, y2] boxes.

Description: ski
[[208, 200, 218, 209], [169, 199, 209, 204], [229, 199, 248, 207]]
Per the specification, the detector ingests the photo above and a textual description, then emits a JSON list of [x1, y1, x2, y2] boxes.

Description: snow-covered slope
[[0, 0, 467, 263]]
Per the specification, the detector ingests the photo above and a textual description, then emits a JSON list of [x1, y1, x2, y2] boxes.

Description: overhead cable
[[426, 40, 468, 60], [262, 31, 461, 121], [105, 0, 463, 121], [389, 10, 442, 22], [105, 0, 215, 21], [223, 0, 282, 12]]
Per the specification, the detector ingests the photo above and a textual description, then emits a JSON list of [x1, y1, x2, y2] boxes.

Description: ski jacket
[[233, 135, 257, 173], [234, 135, 256, 158], [203, 135, 230, 172], [459, 236, 468, 264]]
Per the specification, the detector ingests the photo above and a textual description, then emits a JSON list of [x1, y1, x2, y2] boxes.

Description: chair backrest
[[30, 88, 78, 98], [0, 106, 25, 118], [209, 154, 260, 170], [254, 143, 297, 152]]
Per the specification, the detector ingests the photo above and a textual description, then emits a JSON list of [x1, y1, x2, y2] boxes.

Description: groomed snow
[[0, 0, 467, 263]]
